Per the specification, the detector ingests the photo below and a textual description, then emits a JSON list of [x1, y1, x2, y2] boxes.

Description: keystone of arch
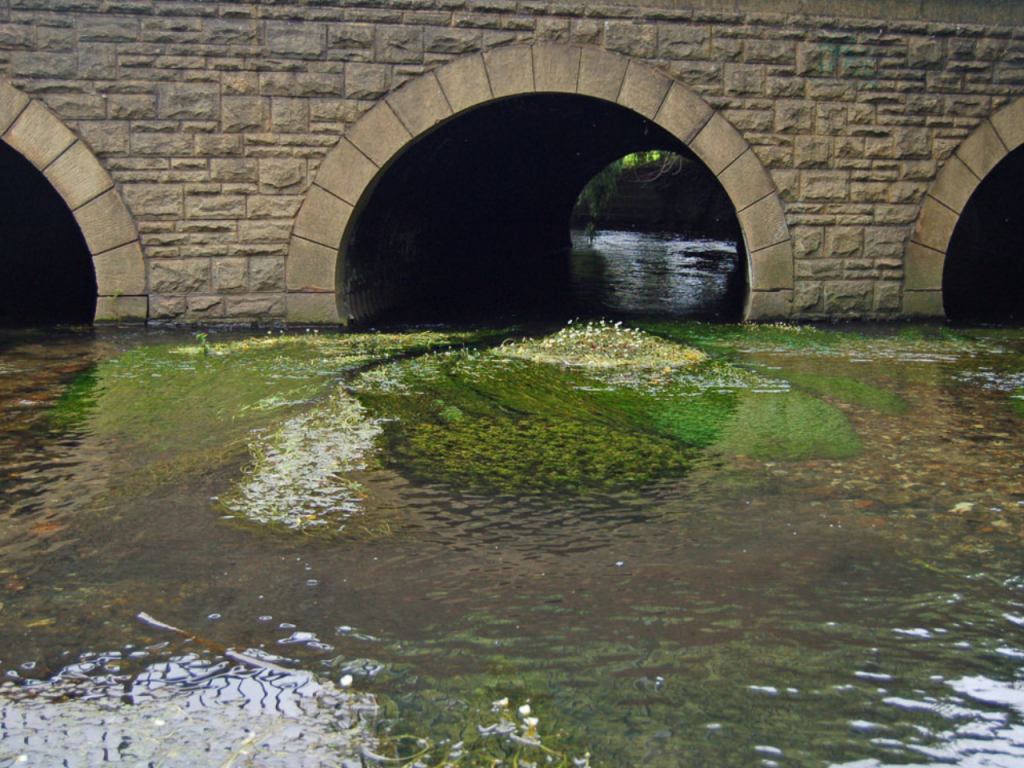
[[0, 79, 146, 323], [904, 97, 1024, 318], [287, 43, 793, 324]]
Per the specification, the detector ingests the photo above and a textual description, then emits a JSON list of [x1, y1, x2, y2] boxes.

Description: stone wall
[[0, 0, 1023, 322]]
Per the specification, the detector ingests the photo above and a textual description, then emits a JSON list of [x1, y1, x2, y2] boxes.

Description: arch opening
[[0, 140, 96, 326], [343, 93, 745, 325], [569, 150, 745, 319], [943, 144, 1024, 323]]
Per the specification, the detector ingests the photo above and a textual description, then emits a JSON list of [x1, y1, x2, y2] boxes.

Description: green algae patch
[[712, 390, 862, 461], [47, 368, 99, 431], [771, 369, 909, 415], [47, 330, 477, 504]]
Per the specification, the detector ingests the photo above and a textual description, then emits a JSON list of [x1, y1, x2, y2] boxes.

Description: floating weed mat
[[217, 389, 384, 534], [496, 319, 706, 369]]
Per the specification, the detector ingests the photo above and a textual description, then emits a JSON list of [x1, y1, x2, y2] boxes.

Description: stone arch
[[905, 97, 1024, 318], [285, 44, 793, 324], [0, 79, 146, 323]]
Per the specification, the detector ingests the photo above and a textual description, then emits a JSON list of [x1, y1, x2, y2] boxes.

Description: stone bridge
[[1, 0, 1023, 324]]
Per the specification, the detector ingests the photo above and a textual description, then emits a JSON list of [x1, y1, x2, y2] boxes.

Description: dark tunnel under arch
[[0, 140, 96, 326]]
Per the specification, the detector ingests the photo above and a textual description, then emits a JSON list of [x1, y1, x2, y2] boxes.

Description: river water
[[2, 234, 1024, 766]]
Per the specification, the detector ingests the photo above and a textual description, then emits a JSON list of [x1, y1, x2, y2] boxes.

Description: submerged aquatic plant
[[218, 388, 382, 532]]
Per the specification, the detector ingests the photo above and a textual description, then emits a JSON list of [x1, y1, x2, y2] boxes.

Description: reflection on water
[[5, 321, 1024, 764], [569, 230, 740, 317]]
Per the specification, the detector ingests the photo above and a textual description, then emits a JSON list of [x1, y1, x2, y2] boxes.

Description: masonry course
[[0, 0, 1022, 323]]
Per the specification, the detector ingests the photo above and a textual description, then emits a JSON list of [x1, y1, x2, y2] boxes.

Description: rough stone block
[[724, 63, 765, 96], [346, 63, 391, 100], [0, 81, 29, 135], [93, 241, 146, 296], [794, 282, 823, 312], [955, 120, 1008, 180], [424, 28, 480, 55], [75, 189, 138, 255], [745, 290, 793, 321], [271, 98, 308, 133], [204, 19, 259, 45], [793, 135, 830, 169], [212, 257, 248, 293], [864, 227, 907, 259], [259, 158, 304, 192], [436, 54, 492, 114], [902, 290, 944, 317], [802, 171, 849, 202], [287, 237, 338, 292], [3, 101, 75, 170], [292, 185, 353, 250], [79, 121, 130, 156], [689, 113, 747, 175], [893, 127, 931, 159], [12, 52, 77, 78], [248, 195, 304, 220], [186, 295, 225, 319], [156, 83, 220, 120], [826, 226, 863, 258], [286, 292, 341, 324], [108, 94, 156, 120], [796, 43, 835, 77], [251, 256, 286, 291], [774, 100, 814, 133], [227, 294, 286, 319], [718, 149, 774, 212], [79, 17, 138, 43], [617, 61, 671, 120], [738, 194, 789, 253], [316, 137, 379, 205], [823, 281, 873, 314], [388, 73, 453, 136], [484, 46, 534, 99], [912, 196, 959, 253], [267, 21, 326, 59], [43, 140, 113, 211], [186, 194, 246, 220], [222, 97, 263, 132], [875, 283, 902, 312], [658, 24, 709, 60], [123, 183, 183, 218], [603, 21, 656, 59], [148, 295, 187, 320], [345, 103, 411, 168], [211, 158, 257, 183], [95, 295, 149, 324], [908, 37, 943, 69], [377, 25, 423, 64], [904, 241, 945, 291], [149, 259, 210, 293], [749, 240, 794, 291], [533, 44, 580, 93]]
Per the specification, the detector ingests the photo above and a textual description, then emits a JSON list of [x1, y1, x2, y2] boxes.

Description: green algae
[[769, 369, 909, 415], [713, 390, 862, 461], [48, 368, 99, 431]]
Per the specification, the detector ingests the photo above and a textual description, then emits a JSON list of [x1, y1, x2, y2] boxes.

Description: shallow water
[[5, 276, 1024, 764]]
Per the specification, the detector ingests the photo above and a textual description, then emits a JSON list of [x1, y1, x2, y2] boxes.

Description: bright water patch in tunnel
[[944, 144, 1024, 323], [0, 141, 96, 327], [344, 94, 744, 324]]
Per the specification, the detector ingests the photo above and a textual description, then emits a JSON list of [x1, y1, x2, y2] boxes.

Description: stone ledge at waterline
[[0, 0, 1021, 324]]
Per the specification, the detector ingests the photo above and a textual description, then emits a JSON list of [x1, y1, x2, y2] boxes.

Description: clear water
[[3, 239, 1024, 765]]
